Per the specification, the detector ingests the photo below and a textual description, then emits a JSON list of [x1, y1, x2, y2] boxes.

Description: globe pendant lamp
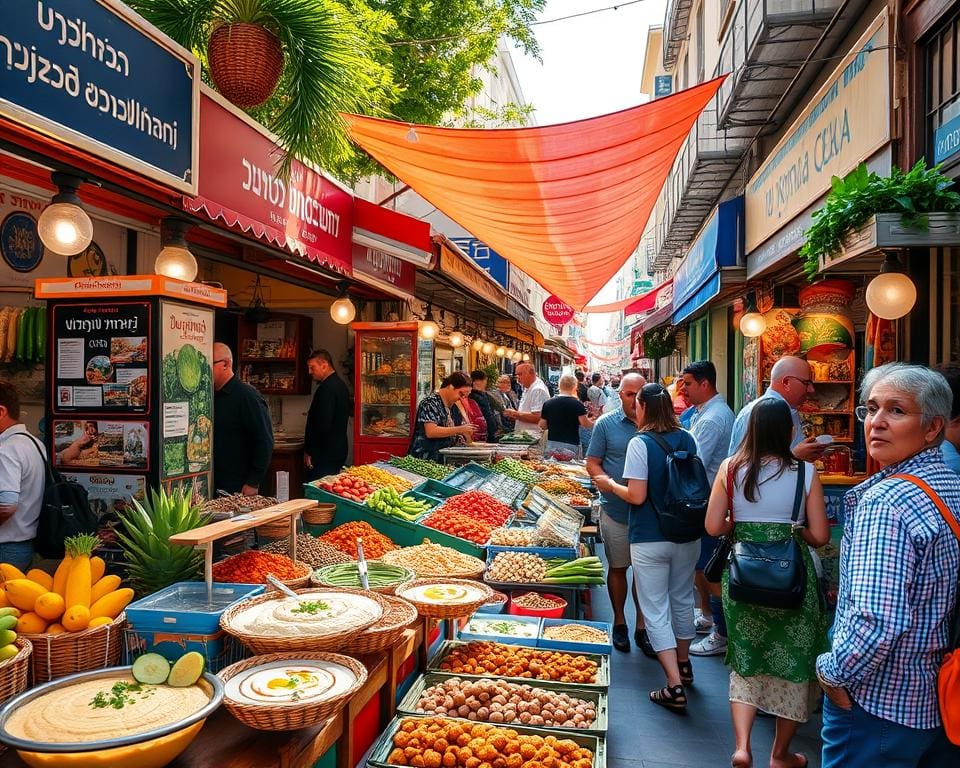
[[154, 218, 198, 282], [419, 304, 440, 339], [471, 337, 485, 352], [329, 280, 356, 325], [522, 353, 530, 362], [448, 329, 464, 348], [481, 341, 495, 355], [495, 345, 506, 358], [866, 253, 917, 320], [37, 172, 94, 256], [739, 292, 767, 338]]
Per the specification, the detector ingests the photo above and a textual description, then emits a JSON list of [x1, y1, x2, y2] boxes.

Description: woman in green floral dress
[[705, 398, 830, 768]]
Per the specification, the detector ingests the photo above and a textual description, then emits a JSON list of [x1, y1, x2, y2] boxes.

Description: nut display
[[386, 717, 593, 768], [485, 552, 547, 583], [437, 641, 599, 684], [381, 542, 486, 578], [413, 677, 597, 729], [542, 624, 609, 645], [488, 528, 538, 547], [512, 592, 564, 610], [260, 534, 352, 567]]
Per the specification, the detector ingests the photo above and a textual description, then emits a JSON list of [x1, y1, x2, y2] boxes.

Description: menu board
[[52, 419, 150, 470], [52, 302, 150, 413], [57, 471, 146, 520], [159, 301, 213, 480]]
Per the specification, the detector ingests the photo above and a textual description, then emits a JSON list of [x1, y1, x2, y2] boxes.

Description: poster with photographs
[[52, 302, 150, 413], [58, 472, 146, 522], [53, 419, 149, 470], [164, 473, 210, 506]]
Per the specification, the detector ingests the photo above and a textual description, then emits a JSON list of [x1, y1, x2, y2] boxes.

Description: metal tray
[[396, 672, 608, 734], [426, 639, 610, 688], [367, 715, 606, 768]]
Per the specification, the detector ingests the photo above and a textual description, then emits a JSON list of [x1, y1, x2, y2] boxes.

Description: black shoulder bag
[[727, 462, 807, 610]]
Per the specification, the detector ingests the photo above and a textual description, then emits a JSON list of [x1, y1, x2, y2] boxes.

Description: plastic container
[[475, 590, 508, 614], [539, 618, 613, 655], [125, 582, 265, 635], [508, 591, 567, 618], [458, 614, 542, 646], [414, 478, 463, 502]]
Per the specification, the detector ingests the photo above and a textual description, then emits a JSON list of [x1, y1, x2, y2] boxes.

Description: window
[[681, 53, 689, 90], [696, 5, 705, 84], [926, 7, 960, 173]]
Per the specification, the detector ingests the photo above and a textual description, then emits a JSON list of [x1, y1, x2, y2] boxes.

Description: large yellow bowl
[[0, 666, 223, 768]]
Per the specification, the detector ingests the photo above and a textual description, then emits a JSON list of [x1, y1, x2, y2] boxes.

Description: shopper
[[817, 364, 960, 768], [586, 372, 646, 654], [410, 372, 476, 461], [575, 370, 589, 402], [596, 383, 699, 711], [603, 376, 622, 413], [539, 374, 594, 458], [681, 361, 736, 655], [0, 381, 46, 570], [469, 370, 500, 438], [705, 398, 829, 768], [587, 373, 606, 415], [451, 388, 487, 443], [934, 362, 960, 473], [304, 349, 352, 480], [504, 363, 550, 437], [493, 375, 519, 433], [212, 343, 274, 495]]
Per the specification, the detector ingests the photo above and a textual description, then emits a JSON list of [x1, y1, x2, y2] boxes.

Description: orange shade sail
[[342, 77, 725, 310]]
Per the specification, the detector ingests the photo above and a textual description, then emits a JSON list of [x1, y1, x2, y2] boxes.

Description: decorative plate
[[0, 212, 44, 273]]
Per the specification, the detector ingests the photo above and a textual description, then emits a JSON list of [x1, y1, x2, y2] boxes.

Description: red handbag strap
[[891, 473, 960, 542], [726, 461, 735, 525]]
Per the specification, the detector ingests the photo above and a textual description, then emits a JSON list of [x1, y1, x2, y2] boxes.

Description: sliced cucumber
[[167, 651, 205, 687], [132, 653, 171, 685]]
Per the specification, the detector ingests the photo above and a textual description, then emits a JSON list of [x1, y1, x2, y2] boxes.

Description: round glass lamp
[[154, 218, 198, 282], [866, 255, 917, 320], [37, 174, 93, 256], [471, 338, 484, 351], [481, 341, 495, 355]]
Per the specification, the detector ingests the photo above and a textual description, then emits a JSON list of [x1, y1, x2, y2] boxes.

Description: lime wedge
[[167, 651, 206, 687]]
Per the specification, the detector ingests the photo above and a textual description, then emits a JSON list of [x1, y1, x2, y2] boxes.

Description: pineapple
[[116, 487, 210, 596]]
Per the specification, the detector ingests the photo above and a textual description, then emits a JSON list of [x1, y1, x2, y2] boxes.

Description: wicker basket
[[0, 637, 32, 708], [303, 503, 335, 526], [208, 22, 284, 109], [310, 563, 415, 595], [21, 614, 124, 685], [263, 561, 313, 592], [256, 518, 297, 539], [218, 652, 367, 731], [351, 595, 418, 656], [221, 588, 386, 655], [395, 579, 494, 620]]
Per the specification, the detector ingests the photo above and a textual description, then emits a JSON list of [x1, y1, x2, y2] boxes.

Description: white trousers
[[630, 540, 699, 653]]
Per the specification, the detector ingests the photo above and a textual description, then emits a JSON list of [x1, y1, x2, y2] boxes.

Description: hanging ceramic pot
[[794, 279, 855, 362], [207, 23, 284, 109]]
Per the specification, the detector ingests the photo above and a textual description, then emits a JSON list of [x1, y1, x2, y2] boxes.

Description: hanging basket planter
[[208, 22, 284, 109]]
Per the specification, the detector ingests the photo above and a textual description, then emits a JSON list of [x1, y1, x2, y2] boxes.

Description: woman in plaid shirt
[[817, 364, 960, 767]]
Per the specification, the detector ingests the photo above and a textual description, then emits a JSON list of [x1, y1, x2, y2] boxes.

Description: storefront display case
[[237, 313, 312, 396]]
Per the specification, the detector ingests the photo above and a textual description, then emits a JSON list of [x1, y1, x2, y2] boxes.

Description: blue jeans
[[821, 698, 941, 768], [0, 540, 34, 571]]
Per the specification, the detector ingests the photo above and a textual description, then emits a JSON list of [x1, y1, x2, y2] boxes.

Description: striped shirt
[[816, 447, 960, 728]]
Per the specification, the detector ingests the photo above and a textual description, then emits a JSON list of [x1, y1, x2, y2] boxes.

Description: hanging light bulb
[[522, 353, 530, 362], [448, 330, 464, 348], [495, 345, 506, 357], [329, 280, 356, 324], [471, 337, 485, 352], [511, 351, 523, 363], [37, 172, 94, 256], [739, 291, 767, 338], [153, 217, 198, 282], [866, 253, 917, 320], [419, 304, 440, 339], [482, 341, 495, 355]]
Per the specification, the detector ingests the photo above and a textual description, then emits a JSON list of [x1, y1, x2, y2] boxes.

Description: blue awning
[[672, 196, 744, 324]]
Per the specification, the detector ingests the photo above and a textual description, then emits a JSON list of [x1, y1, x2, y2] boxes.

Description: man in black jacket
[[212, 343, 274, 495], [304, 349, 352, 480], [469, 370, 499, 438]]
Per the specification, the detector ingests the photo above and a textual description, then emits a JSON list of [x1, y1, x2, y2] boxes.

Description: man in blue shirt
[[586, 373, 648, 653], [935, 363, 960, 474]]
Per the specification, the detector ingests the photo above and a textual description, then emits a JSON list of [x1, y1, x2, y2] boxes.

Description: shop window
[[941, 248, 960, 363], [696, 4, 705, 84], [687, 315, 710, 362], [926, 7, 960, 174]]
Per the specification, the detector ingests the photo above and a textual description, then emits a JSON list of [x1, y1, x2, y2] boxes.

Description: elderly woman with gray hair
[[817, 364, 960, 768]]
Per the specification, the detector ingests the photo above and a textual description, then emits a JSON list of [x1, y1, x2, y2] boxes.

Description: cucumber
[[14, 309, 25, 362], [132, 652, 171, 684], [167, 651, 205, 687], [23, 308, 35, 364], [36, 307, 46, 359]]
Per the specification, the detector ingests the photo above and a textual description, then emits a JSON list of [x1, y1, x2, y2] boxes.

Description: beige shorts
[[600, 511, 631, 569]]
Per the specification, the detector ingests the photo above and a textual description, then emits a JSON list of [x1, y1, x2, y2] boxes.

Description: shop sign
[[438, 243, 507, 309], [1, 0, 199, 193], [934, 112, 960, 164], [654, 75, 673, 98], [188, 92, 353, 274], [351, 243, 415, 296], [542, 295, 575, 326], [450, 237, 509, 289], [35, 275, 227, 307], [745, 12, 890, 254]]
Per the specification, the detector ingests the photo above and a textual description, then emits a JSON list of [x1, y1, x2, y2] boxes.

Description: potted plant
[[642, 327, 676, 360], [799, 160, 960, 279]]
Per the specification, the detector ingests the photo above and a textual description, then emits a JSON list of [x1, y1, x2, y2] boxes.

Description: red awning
[[625, 279, 674, 316], [353, 198, 433, 266], [342, 77, 725, 310]]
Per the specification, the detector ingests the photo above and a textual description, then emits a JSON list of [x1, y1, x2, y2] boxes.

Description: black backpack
[[16, 434, 99, 558], [641, 431, 711, 543]]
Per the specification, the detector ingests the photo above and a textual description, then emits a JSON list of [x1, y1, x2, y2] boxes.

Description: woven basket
[[208, 22, 284, 109], [303, 503, 335, 526], [0, 637, 32, 708], [263, 561, 313, 592], [221, 588, 386, 655], [257, 518, 297, 539], [395, 579, 494, 620], [21, 614, 124, 685], [218, 652, 367, 731], [310, 563, 415, 595], [350, 595, 418, 656]]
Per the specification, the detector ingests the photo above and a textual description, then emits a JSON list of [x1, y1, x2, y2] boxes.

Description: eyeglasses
[[784, 375, 814, 388], [855, 404, 924, 422], [213, 359, 230, 366]]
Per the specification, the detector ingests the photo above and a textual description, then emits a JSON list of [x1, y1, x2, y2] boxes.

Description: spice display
[[389, 455, 450, 480], [381, 541, 485, 578], [345, 464, 413, 492], [537, 478, 589, 497], [367, 487, 435, 520], [319, 521, 399, 559], [413, 678, 598, 729], [491, 458, 541, 485], [259, 535, 352, 567], [488, 527, 538, 546], [512, 592, 565, 610], [542, 624, 609, 645], [212, 551, 303, 583], [543, 557, 605, 585], [314, 562, 414, 590], [316, 474, 378, 502], [437, 641, 599, 684], [437, 491, 513, 526], [422, 509, 494, 545], [485, 552, 547, 583]]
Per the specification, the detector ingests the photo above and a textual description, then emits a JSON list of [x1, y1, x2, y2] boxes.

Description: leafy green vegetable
[[177, 344, 203, 393], [162, 351, 185, 401], [292, 600, 331, 615]]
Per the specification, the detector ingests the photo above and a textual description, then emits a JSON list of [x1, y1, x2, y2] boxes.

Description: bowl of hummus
[[0, 666, 223, 768]]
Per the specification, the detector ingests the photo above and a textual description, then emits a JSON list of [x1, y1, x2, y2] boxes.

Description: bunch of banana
[[365, 487, 433, 521]]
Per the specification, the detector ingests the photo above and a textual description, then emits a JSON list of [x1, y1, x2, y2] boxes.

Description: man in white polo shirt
[[0, 381, 45, 570], [504, 363, 551, 437]]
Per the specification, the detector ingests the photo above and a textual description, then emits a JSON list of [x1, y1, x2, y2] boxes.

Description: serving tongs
[[265, 573, 301, 599], [356, 537, 370, 590]]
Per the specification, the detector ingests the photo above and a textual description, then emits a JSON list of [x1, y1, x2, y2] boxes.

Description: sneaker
[[694, 613, 714, 634], [635, 628, 657, 658], [612, 624, 630, 652], [689, 631, 727, 657]]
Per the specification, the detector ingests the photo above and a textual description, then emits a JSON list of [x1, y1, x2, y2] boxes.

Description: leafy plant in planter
[[643, 327, 676, 360], [799, 160, 960, 280]]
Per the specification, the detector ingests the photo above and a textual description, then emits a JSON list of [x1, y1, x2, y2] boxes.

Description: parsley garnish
[[89, 681, 154, 710], [292, 600, 330, 615]]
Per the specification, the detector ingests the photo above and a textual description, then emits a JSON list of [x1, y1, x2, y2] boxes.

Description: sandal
[[678, 660, 694, 686], [649, 684, 687, 712]]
